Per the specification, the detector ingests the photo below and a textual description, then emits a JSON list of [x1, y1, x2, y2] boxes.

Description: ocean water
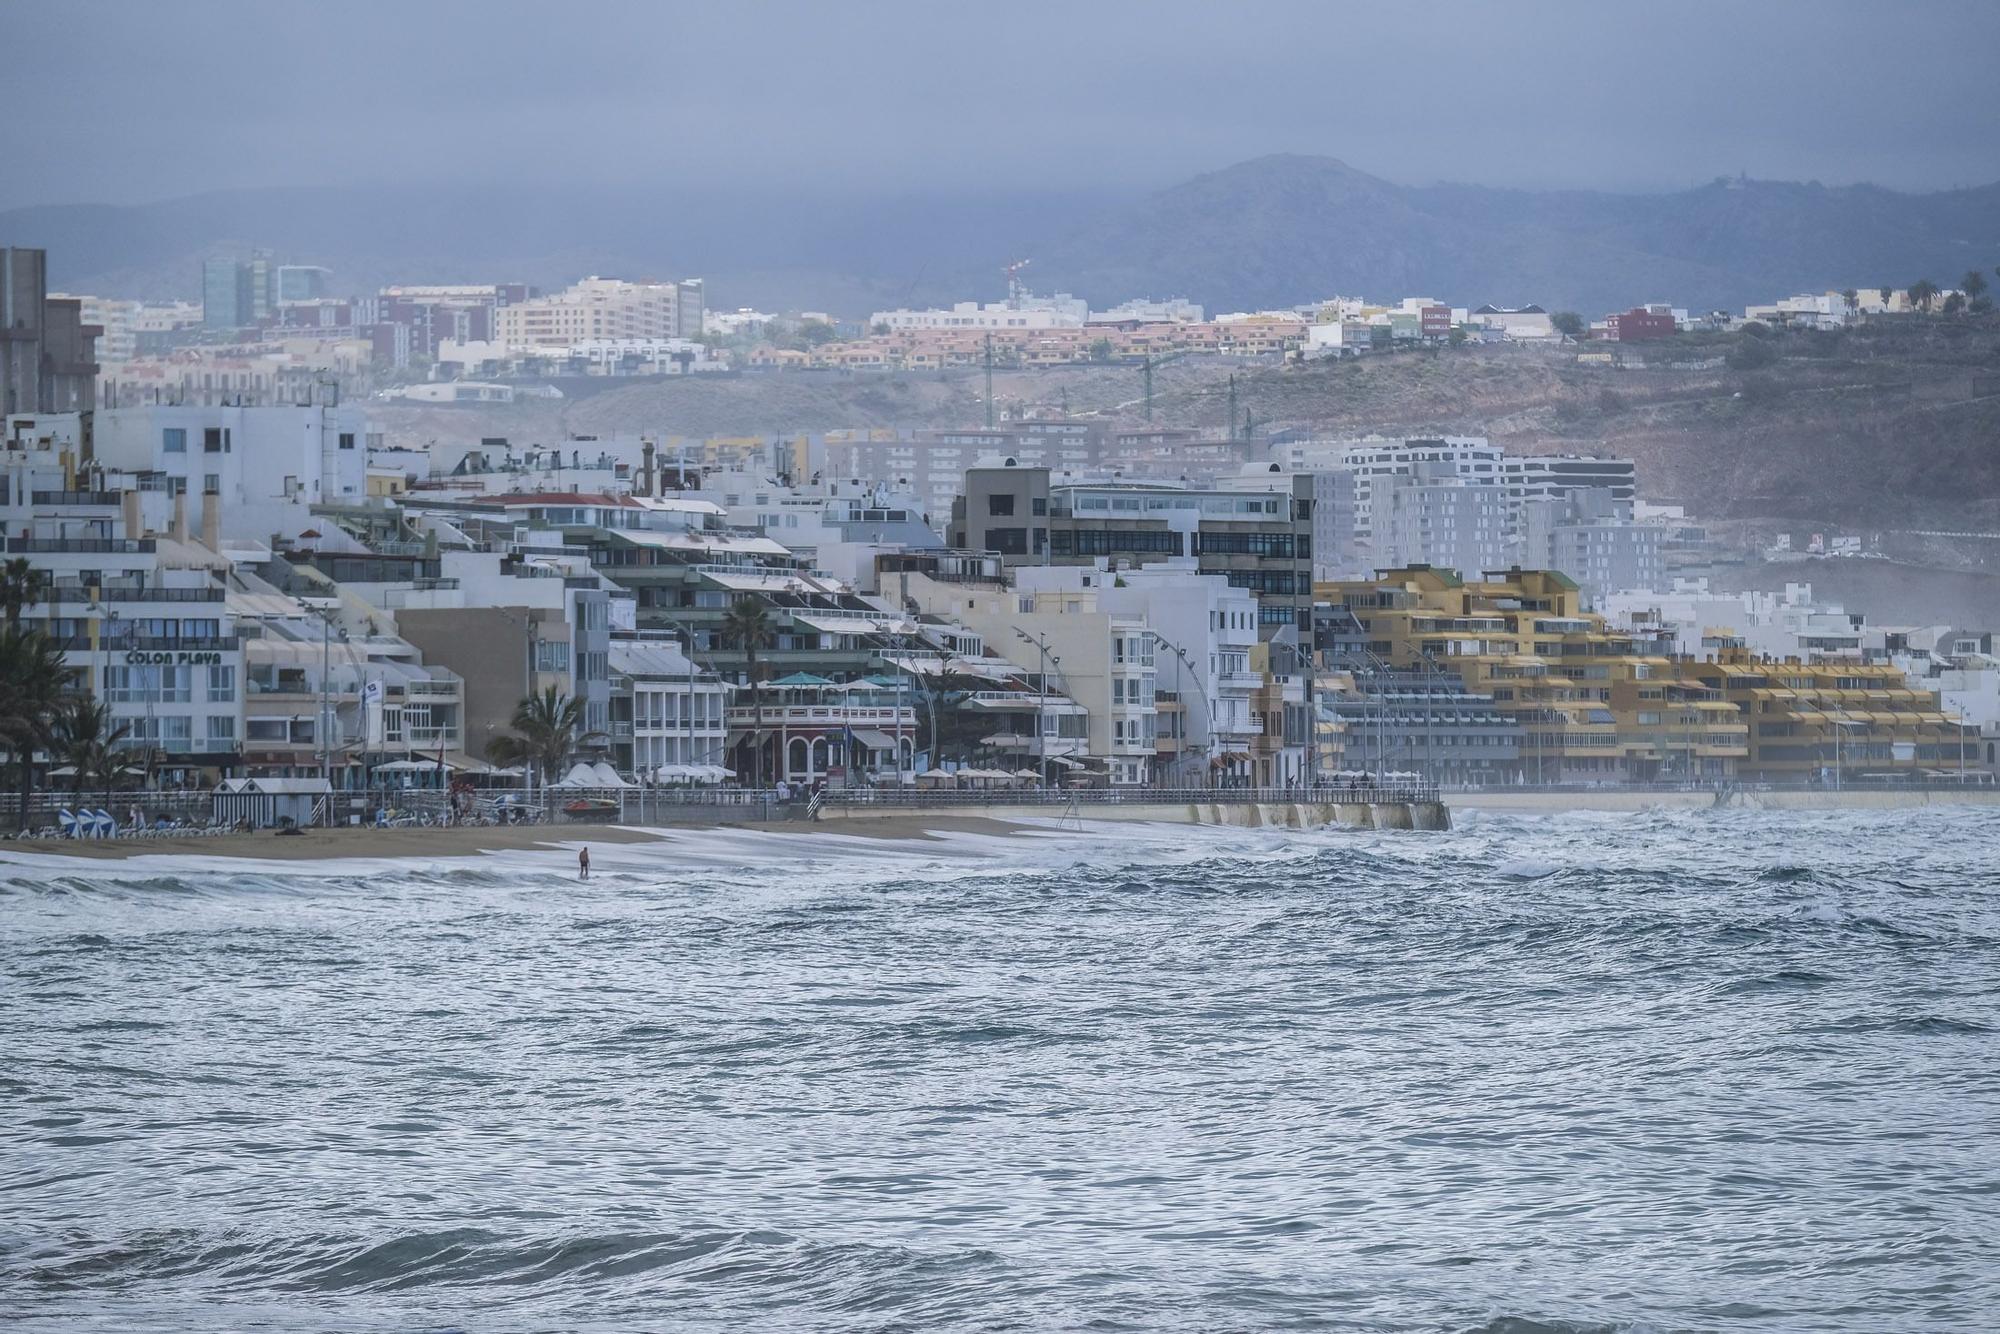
[[2, 806, 1997, 1333]]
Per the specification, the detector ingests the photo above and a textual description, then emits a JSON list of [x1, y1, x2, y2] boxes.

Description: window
[[203, 427, 223, 453], [534, 640, 571, 673], [207, 715, 236, 741], [1031, 497, 1047, 516], [204, 474, 220, 495], [163, 428, 186, 454], [338, 432, 356, 450], [987, 527, 1028, 556], [987, 493, 1016, 517]]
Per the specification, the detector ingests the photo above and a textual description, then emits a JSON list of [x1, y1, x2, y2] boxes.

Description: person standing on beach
[[579, 846, 590, 880]]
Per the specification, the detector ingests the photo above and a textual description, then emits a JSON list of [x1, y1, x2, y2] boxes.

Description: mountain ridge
[[4, 156, 1995, 316]]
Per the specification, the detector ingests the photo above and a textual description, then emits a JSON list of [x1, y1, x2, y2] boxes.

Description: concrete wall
[[398, 608, 535, 763], [819, 799, 1450, 831], [1451, 788, 2000, 813]]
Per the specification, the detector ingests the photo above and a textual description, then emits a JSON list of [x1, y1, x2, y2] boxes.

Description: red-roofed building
[[1603, 307, 1677, 341]]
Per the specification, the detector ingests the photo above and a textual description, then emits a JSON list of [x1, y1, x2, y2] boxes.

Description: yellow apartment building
[[1317, 566, 1748, 782], [1320, 566, 1974, 783], [1687, 652, 1975, 782]]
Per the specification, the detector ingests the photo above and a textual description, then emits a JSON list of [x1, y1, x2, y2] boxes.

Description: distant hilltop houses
[[24, 233, 1985, 407]]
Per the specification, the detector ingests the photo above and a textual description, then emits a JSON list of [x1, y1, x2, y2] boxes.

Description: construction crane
[[1004, 258, 1032, 308]]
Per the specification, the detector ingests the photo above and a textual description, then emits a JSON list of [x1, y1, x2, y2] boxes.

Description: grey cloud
[[4, 0, 1998, 209]]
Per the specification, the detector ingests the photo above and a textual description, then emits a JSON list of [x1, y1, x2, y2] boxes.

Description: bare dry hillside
[[378, 318, 2000, 530]]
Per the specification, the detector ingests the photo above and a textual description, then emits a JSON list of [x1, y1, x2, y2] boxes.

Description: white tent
[[589, 761, 633, 788], [554, 763, 599, 789]]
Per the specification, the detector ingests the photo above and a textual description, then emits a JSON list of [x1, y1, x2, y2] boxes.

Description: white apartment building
[[1518, 488, 1665, 606], [496, 277, 704, 348], [609, 636, 730, 775], [3, 419, 245, 775], [1272, 436, 1504, 544], [901, 572, 1123, 780], [1470, 305, 1557, 339], [870, 292, 1087, 332], [1602, 581, 1862, 663], [1377, 468, 1512, 587], [91, 400, 372, 542], [1097, 561, 1264, 787], [1500, 454, 1637, 507], [1087, 297, 1204, 325]]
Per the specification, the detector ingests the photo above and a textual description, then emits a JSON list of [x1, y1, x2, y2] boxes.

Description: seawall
[[1451, 788, 2000, 814], [819, 800, 1452, 831]]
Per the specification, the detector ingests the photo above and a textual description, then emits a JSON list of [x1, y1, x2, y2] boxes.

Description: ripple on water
[[1, 806, 1997, 1331]]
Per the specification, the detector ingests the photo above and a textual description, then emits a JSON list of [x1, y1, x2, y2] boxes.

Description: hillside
[[378, 317, 2000, 534], [7, 158, 1997, 316]]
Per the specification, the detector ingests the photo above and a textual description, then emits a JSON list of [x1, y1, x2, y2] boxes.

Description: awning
[[790, 612, 910, 636], [849, 728, 900, 751], [701, 570, 818, 593]]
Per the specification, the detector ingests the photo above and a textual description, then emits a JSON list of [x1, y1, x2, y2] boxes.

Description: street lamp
[[1269, 636, 1318, 790], [1150, 629, 1207, 789], [1013, 627, 1059, 786], [312, 605, 348, 792], [659, 616, 706, 775]]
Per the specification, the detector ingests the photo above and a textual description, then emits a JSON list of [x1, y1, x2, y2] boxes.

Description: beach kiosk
[[213, 777, 333, 829]]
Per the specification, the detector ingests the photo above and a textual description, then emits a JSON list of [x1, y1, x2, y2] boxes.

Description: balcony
[[726, 704, 918, 728], [981, 734, 1088, 757], [46, 585, 225, 604], [8, 537, 155, 554], [961, 690, 1085, 714]]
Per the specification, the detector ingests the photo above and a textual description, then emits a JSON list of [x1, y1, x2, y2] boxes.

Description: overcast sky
[[6, 0, 2000, 210]]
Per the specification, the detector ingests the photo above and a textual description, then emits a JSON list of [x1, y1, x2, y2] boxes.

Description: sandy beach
[[0, 814, 1035, 862]]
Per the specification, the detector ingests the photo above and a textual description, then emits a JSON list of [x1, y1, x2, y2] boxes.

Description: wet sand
[[0, 815, 1033, 862]]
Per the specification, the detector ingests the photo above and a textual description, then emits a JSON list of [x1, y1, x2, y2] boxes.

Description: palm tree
[[1942, 292, 1966, 317], [1841, 289, 1859, 320], [1962, 271, 1988, 306], [721, 597, 775, 785], [51, 698, 132, 800], [0, 558, 50, 630], [1909, 279, 1939, 314], [485, 686, 605, 786], [914, 661, 986, 768], [0, 627, 78, 830]]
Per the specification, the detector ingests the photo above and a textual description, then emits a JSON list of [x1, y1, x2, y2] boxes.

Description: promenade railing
[[821, 782, 1443, 809]]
